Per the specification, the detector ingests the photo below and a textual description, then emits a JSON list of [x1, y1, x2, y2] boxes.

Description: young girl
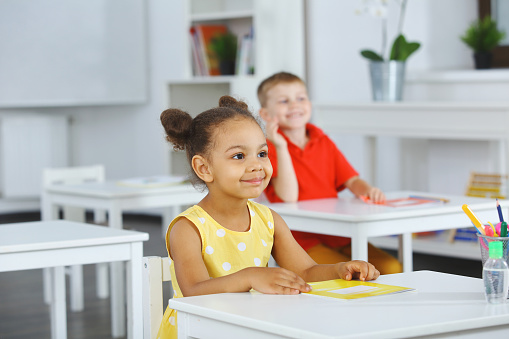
[[157, 95, 380, 338]]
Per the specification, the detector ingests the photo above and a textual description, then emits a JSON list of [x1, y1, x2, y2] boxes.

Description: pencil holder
[[477, 234, 509, 267]]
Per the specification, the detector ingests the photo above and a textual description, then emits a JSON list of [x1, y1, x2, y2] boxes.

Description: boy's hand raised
[[264, 116, 287, 149], [246, 267, 311, 295], [335, 260, 380, 281]]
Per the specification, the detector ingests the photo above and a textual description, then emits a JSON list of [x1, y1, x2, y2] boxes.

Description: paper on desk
[[305, 279, 415, 300], [116, 175, 187, 188]]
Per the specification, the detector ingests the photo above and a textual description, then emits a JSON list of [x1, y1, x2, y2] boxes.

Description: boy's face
[[260, 81, 311, 130]]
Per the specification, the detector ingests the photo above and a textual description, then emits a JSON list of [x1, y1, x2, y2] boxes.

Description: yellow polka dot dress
[[156, 200, 275, 339]]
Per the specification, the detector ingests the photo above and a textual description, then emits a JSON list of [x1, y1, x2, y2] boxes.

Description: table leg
[[42, 196, 58, 305], [109, 206, 126, 338], [50, 266, 67, 339], [350, 236, 369, 262], [94, 207, 109, 299], [127, 242, 144, 339], [399, 233, 413, 272]]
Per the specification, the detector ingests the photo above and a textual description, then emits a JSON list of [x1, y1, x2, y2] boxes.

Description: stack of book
[[189, 24, 255, 76], [190, 24, 227, 76], [235, 30, 255, 75]]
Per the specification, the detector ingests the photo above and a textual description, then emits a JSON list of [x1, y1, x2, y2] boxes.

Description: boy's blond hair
[[257, 72, 305, 107]]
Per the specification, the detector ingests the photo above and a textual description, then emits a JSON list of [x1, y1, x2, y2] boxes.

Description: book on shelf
[[189, 27, 207, 76], [190, 24, 227, 76], [305, 279, 415, 301], [236, 32, 254, 75]]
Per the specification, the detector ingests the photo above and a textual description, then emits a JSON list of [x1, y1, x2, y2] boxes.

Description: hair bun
[[219, 95, 248, 110], [160, 108, 192, 151]]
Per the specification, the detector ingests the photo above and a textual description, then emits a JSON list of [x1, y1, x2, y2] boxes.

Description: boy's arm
[[265, 116, 299, 202], [170, 218, 310, 296], [271, 210, 380, 282], [345, 176, 385, 203]]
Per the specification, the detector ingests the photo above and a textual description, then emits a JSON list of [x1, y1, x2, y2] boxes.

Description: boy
[[258, 72, 402, 274]]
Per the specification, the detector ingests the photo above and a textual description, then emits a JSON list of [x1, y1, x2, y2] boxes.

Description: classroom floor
[[0, 212, 483, 339]]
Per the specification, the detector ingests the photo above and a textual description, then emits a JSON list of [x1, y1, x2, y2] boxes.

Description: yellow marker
[[488, 221, 498, 237], [462, 204, 485, 235]]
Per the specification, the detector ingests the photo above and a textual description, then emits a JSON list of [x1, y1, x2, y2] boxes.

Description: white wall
[[307, 0, 485, 195], [0, 0, 185, 185]]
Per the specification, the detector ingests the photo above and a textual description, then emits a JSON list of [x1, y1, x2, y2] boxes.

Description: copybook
[[304, 279, 415, 300]]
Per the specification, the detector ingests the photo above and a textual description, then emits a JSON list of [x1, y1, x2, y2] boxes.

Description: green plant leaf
[[360, 50, 384, 62], [209, 32, 238, 61], [389, 34, 421, 61], [460, 15, 506, 52]]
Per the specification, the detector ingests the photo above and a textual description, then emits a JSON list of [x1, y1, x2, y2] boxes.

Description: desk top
[[44, 180, 202, 198], [169, 271, 508, 339], [0, 220, 149, 253], [265, 191, 503, 223]]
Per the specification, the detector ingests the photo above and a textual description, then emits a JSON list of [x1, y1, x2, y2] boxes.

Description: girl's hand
[[367, 187, 385, 204], [264, 116, 287, 149], [247, 267, 311, 295], [336, 260, 380, 281]]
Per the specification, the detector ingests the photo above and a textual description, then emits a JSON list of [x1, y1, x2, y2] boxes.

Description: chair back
[[143, 256, 172, 339], [42, 164, 105, 221]]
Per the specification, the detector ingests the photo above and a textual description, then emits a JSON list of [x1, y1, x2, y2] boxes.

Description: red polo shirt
[[265, 123, 358, 250]]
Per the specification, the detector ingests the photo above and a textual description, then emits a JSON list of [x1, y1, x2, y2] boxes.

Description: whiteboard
[[0, 0, 147, 107]]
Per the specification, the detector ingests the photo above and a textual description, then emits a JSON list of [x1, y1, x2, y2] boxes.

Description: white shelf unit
[[166, 0, 305, 176]]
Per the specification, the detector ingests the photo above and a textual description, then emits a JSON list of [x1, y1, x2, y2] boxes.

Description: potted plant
[[358, 0, 421, 101], [461, 15, 506, 69], [209, 31, 238, 75]]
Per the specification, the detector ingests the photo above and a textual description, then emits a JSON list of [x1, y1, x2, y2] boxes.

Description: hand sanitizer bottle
[[483, 241, 509, 303]]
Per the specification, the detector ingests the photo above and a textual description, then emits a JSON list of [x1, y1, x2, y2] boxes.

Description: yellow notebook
[[305, 279, 415, 300]]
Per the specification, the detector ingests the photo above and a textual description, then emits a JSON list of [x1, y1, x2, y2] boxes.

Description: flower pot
[[219, 60, 236, 75], [369, 61, 406, 102], [474, 52, 493, 70]]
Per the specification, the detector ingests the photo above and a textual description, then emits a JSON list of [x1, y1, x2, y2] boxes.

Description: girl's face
[[206, 118, 272, 199]]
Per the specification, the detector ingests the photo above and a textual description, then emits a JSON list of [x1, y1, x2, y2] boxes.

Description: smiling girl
[[157, 95, 380, 338]]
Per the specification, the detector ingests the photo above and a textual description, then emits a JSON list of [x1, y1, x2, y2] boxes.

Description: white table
[[265, 191, 507, 272], [0, 220, 148, 339], [41, 180, 205, 337], [170, 270, 509, 339]]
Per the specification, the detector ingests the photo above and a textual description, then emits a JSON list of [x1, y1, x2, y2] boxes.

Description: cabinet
[[166, 0, 305, 175]]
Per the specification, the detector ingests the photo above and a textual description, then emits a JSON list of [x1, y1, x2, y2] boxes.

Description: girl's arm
[[169, 218, 310, 297], [345, 176, 385, 203], [271, 210, 380, 282], [264, 116, 299, 202]]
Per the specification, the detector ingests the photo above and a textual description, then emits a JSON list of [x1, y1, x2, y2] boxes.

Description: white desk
[[0, 220, 148, 339], [41, 180, 205, 337], [170, 270, 509, 339], [265, 191, 506, 272]]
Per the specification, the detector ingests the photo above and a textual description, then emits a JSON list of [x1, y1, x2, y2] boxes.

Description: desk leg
[[350, 236, 368, 262], [109, 207, 126, 338], [399, 233, 413, 273], [50, 266, 67, 339], [177, 312, 190, 338], [42, 196, 58, 305], [127, 242, 144, 339], [94, 208, 109, 299]]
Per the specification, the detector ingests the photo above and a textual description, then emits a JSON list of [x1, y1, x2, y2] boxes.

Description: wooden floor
[[0, 212, 482, 339]]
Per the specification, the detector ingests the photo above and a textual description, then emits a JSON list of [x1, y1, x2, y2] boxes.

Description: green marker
[[501, 221, 508, 238]]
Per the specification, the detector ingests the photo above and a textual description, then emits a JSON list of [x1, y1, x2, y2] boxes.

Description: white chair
[[142, 256, 172, 339], [42, 164, 108, 311]]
